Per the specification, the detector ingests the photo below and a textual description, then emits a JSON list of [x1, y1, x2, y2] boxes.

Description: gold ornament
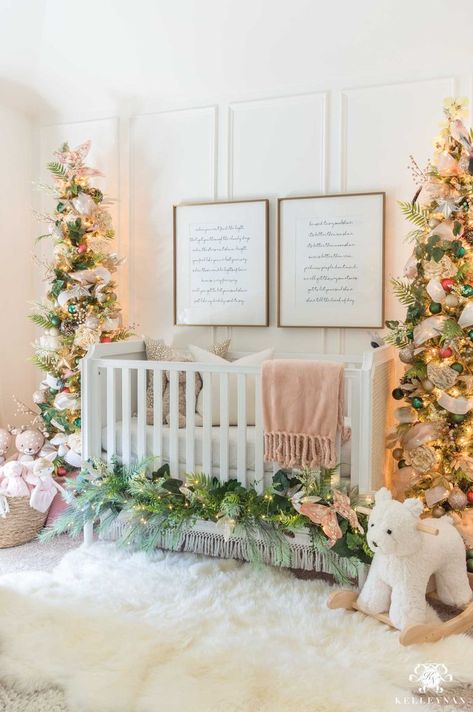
[[427, 362, 458, 390], [74, 325, 101, 349], [422, 254, 457, 280], [406, 445, 437, 473], [399, 344, 415, 364]]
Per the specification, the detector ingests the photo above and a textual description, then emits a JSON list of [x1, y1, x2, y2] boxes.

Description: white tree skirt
[[0, 542, 472, 712]]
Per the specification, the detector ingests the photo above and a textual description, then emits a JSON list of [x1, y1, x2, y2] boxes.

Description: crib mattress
[[101, 419, 351, 476]]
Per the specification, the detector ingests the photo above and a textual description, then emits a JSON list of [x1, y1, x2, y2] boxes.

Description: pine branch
[[31, 352, 58, 372], [390, 277, 417, 306], [47, 161, 67, 178], [441, 318, 463, 343], [398, 201, 429, 228], [29, 313, 53, 329]]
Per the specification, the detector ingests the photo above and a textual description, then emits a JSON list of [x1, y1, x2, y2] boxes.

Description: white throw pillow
[[188, 345, 274, 426]]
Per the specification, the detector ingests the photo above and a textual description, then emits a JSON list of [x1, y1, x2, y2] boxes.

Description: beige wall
[[0, 105, 35, 424]]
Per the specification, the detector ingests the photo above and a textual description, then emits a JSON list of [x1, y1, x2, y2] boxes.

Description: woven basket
[[0, 497, 48, 549]]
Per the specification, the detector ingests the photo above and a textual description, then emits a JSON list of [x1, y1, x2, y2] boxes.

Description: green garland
[[41, 460, 372, 583]]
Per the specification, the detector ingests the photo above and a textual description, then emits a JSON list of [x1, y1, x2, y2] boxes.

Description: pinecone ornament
[[60, 318, 77, 336]]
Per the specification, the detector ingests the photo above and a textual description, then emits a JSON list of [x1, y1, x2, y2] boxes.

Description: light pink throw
[[262, 359, 348, 469]]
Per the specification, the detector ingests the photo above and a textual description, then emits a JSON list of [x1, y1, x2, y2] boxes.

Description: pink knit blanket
[[262, 359, 348, 469]]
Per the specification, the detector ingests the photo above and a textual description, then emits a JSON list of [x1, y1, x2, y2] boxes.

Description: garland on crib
[[386, 97, 473, 514], [41, 460, 372, 584], [27, 142, 131, 473]]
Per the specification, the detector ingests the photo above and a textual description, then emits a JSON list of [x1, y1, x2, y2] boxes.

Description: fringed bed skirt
[[101, 516, 366, 581]]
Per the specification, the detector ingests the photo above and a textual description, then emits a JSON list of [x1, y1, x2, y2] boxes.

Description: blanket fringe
[[101, 519, 359, 578], [264, 431, 336, 469]]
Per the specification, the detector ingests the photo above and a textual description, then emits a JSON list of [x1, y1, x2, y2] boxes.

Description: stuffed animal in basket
[[0, 461, 30, 497], [357, 487, 472, 630], [11, 427, 45, 464], [24, 457, 64, 513], [0, 429, 11, 465]]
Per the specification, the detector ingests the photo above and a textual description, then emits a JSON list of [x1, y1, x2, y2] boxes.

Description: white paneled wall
[[130, 107, 217, 342], [37, 77, 471, 357]]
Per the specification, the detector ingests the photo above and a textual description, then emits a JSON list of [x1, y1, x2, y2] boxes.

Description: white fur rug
[[0, 543, 472, 712]]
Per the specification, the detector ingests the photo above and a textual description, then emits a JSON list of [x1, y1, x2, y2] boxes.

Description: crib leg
[[83, 520, 94, 546]]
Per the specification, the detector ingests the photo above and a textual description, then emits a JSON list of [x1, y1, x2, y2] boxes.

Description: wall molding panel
[[37, 76, 466, 355]]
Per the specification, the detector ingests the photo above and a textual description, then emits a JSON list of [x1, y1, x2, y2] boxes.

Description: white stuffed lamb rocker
[[328, 487, 473, 645]]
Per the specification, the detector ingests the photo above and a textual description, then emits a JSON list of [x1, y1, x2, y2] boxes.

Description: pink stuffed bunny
[[25, 456, 63, 513], [0, 461, 30, 497]]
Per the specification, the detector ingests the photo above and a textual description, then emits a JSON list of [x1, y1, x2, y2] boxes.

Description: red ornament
[[57, 466, 67, 477], [439, 346, 453, 358], [77, 244, 87, 254], [441, 278, 455, 292], [100, 335, 112, 343], [62, 387, 70, 393], [467, 490, 473, 504]]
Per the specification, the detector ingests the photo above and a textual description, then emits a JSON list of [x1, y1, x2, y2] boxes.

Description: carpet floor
[[0, 541, 472, 712]]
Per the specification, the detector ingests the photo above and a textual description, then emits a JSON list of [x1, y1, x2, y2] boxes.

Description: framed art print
[[174, 199, 269, 326], [278, 192, 385, 328]]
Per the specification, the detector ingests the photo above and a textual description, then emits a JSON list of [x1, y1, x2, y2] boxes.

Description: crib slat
[[94, 366, 103, 458], [254, 372, 263, 494], [121, 368, 131, 465], [202, 372, 212, 475], [137, 369, 146, 460], [153, 369, 163, 460], [106, 367, 116, 463], [237, 374, 247, 485], [185, 371, 195, 473], [219, 372, 229, 482], [169, 370, 179, 475]]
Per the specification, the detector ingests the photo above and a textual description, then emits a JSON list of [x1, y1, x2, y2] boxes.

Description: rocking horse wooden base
[[327, 573, 473, 646]]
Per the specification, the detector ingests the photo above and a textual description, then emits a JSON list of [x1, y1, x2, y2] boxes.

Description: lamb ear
[[374, 487, 392, 504], [403, 498, 424, 518]]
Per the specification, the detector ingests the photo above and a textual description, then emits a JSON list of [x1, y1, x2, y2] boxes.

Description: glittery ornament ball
[[447, 486, 468, 510]]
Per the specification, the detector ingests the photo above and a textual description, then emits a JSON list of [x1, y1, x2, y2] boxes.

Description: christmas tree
[[388, 97, 473, 515], [30, 141, 130, 474]]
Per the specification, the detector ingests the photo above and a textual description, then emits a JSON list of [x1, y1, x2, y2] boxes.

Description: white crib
[[81, 340, 395, 495]]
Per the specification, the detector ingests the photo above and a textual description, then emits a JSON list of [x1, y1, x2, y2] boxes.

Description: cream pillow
[[188, 345, 274, 426]]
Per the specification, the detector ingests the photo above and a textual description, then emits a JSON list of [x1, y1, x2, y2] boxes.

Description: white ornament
[[445, 294, 459, 308], [72, 192, 97, 216], [426, 278, 446, 303]]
